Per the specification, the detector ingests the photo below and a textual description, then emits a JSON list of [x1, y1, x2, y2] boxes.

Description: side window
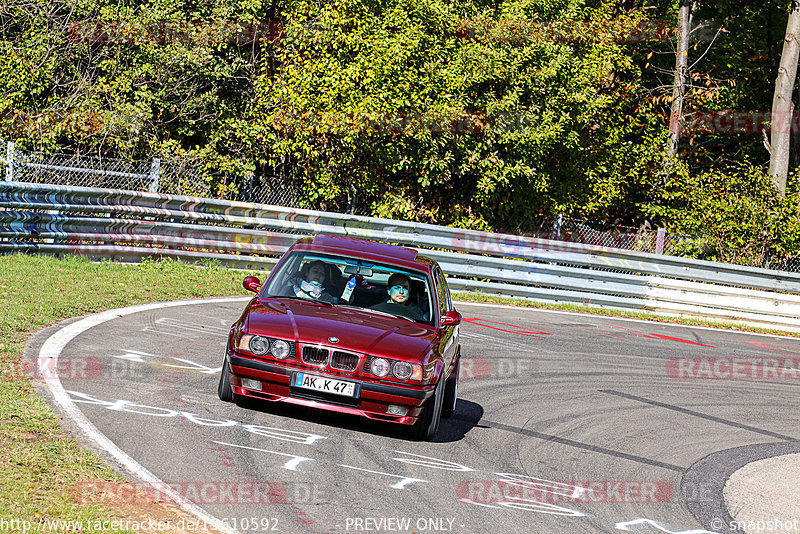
[[434, 268, 449, 318], [442, 270, 452, 310]]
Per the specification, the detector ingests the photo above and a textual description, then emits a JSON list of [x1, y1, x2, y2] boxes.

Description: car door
[[433, 266, 459, 378]]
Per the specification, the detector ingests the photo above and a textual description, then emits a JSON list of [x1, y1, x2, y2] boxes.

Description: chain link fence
[[0, 139, 313, 206], [0, 139, 317, 226], [550, 215, 694, 256], [0, 139, 225, 202], [157, 158, 211, 198], [771, 255, 800, 273], [2, 139, 160, 192], [479, 215, 694, 257], [237, 172, 310, 208], [3, 140, 154, 191]]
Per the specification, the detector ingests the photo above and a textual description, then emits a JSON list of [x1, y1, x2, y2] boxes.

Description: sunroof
[[312, 234, 418, 261]]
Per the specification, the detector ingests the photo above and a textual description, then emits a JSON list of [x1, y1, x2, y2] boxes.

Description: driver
[[370, 273, 426, 322], [293, 260, 337, 303]]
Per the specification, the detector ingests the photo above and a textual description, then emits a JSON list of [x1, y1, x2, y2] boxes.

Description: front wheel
[[441, 359, 459, 419], [409, 378, 444, 441], [218, 358, 234, 402]]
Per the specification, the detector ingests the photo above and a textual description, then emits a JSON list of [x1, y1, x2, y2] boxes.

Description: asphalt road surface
[[29, 298, 800, 534]]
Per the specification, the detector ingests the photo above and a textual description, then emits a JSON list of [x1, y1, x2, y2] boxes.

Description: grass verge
[[0, 254, 256, 533], [1, 253, 796, 532]]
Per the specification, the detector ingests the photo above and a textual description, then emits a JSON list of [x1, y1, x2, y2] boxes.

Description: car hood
[[245, 298, 436, 361]]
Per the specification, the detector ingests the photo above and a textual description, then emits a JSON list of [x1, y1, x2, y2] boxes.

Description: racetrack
[[29, 299, 800, 534]]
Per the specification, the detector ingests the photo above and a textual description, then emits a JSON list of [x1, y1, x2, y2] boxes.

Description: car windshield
[[262, 251, 434, 325]]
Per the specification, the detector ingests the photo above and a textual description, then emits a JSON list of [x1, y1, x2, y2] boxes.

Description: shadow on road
[[434, 399, 484, 443], [232, 396, 484, 443]]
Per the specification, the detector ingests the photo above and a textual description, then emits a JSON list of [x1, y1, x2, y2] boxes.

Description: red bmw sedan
[[218, 234, 462, 440]]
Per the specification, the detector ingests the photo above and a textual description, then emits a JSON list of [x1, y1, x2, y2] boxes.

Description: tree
[[768, 0, 800, 194], [254, 0, 668, 228], [666, 0, 696, 161]]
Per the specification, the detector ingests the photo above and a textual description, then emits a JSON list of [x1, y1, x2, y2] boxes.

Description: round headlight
[[392, 361, 414, 380], [249, 335, 270, 355], [371, 358, 391, 377], [271, 339, 291, 359]]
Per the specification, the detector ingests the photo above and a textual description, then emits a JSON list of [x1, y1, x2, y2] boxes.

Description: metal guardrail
[[3, 180, 800, 331]]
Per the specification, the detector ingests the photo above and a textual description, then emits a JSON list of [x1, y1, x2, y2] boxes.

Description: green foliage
[[645, 163, 800, 267], [255, 0, 667, 228], [3, 0, 800, 263], [0, 0, 270, 196]]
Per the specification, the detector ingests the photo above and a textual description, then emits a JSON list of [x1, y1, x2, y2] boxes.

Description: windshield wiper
[[262, 295, 333, 306], [366, 308, 411, 321]]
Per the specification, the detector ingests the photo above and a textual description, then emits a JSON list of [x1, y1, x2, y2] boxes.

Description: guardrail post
[[551, 213, 563, 241], [148, 158, 160, 193], [246, 172, 254, 202], [655, 227, 666, 254], [5, 142, 14, 181], [347, 184, 357, 214]]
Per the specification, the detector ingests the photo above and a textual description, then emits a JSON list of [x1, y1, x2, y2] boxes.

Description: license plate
[[293, 372, 356, 397]]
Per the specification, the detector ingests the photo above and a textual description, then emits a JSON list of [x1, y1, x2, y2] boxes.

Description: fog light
[[241, 377, 262, 391], [386, 404, 408, 416]]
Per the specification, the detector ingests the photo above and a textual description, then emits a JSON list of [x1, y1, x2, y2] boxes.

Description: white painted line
[[338, 465, 428, 490], [38, 296, 250, 534], [211, 440, 315, 471]]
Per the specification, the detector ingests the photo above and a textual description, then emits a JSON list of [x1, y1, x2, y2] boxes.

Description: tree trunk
[[769, 0, 800, 194], [666, 0, 695, 160], [793, 81, 800, 169]]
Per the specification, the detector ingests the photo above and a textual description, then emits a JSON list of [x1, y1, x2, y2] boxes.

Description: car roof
[[290, 234, 436, 270]]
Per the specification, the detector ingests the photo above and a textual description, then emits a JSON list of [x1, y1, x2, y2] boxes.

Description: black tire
[[218, 359, 234, 402], [441, 359, 459, 419], [409, 377, 444, 441]]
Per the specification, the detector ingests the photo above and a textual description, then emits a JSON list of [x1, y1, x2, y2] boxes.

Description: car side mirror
[[243, 276, 262, 293], [441, 310, 462, 326]]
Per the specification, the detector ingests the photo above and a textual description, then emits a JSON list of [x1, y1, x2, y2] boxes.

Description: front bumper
[[226, 351, 435, 425]]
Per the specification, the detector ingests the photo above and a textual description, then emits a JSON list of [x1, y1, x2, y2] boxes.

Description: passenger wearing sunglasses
[[369, 273, 426, 322], [292, 260, 338, 303]]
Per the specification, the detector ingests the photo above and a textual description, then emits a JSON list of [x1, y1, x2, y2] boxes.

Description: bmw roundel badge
[[328, 336, 339, 343]]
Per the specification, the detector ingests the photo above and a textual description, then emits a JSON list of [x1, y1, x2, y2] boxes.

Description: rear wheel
[[409, 377, 444, 441], [217, 358, 234, 402], [441, 359, 459, 419]]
